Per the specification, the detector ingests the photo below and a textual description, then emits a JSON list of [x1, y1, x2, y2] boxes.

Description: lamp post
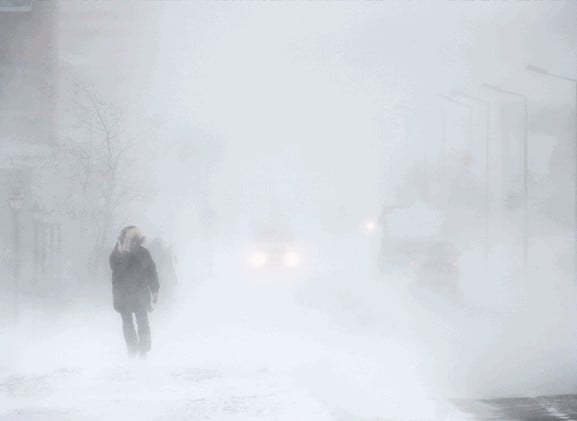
[[451, 90, 491, 263], [483, 83, 529, 273], [31, 205, 43, 287], [438, 94, 474, 244], [45, 212, 62, 283], [9, 192, 24, 322], [527, 64, 577, 283], [439, 94, 474, 155]]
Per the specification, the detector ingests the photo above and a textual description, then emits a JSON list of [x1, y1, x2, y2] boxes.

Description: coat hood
[[117, 226, 145, 252]]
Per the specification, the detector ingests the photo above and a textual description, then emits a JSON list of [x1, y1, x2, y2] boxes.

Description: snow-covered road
[[0, 363, 467, 421], [5, 362, 577, 420], [0, 365, 330, 420], [0, 288, 467, 421], [2, 263, 575, 421]]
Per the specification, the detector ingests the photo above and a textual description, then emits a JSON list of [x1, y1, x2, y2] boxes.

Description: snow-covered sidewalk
[[0, 301, 468, 421]]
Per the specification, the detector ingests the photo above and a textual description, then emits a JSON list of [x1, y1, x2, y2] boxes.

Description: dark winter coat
[[109, 245, 159, 313]]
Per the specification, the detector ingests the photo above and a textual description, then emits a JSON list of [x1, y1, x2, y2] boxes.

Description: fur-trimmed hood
[[117, 226, 145, 252]]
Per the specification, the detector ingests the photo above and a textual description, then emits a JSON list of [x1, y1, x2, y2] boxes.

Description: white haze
[[1, 1, 577, 420]]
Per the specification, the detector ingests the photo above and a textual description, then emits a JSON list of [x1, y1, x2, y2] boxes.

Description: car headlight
[[249, 250, 267, 268], [363, 219, 378, 234], [283, 251, 301, 267]]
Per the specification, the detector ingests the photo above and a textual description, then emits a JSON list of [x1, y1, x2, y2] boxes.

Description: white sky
[[128, 0, 577, 239]]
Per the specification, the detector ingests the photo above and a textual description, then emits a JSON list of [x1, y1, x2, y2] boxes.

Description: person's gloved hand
[[152, 292, 159, 304]]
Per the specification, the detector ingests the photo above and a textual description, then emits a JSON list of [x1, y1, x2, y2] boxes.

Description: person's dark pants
[[120, 310, 151, 357]]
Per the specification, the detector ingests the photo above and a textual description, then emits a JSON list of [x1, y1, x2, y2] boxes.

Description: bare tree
[[32, 80, 152, 276]]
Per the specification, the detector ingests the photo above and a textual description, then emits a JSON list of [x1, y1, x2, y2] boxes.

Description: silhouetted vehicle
[[378, 204, 460, 298], [248, 229, 302, 270]]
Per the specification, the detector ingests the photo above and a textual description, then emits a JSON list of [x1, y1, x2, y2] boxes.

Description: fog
[[1, 1, 577, 419]]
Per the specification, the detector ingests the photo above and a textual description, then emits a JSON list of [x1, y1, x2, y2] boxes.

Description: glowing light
[[364, 219, 378, 233], [283, 251, 301, 267], [249, 250, 267, 268]]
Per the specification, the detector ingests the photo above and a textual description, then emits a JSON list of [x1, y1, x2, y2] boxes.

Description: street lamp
[[363, 218, 379, 234], [31, 204, 43, 286], [526, 65, 577, 83], [526, 64, 577, 283], [439, 94, 474, 157], [9, 192, 24, 322], [483, 83, 529, 272], [44, 212, 62, 283], [451, 90, 491, 263]]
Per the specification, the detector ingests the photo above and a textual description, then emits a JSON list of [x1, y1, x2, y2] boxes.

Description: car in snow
[[248, 229, 302, 270]]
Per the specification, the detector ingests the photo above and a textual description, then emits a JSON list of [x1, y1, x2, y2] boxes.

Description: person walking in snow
[[109, 226, 159, 358]]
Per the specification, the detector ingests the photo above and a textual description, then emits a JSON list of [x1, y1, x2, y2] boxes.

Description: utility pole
[[9, 192, 24, 322], [451, 90, 491, 264], [438, 94, 474, 243], [527, 65, 577, 283], [484, 83, 528, 273], [439, 94, 474, 156]]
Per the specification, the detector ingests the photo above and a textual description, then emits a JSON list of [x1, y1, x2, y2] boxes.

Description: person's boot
[[138, 331, 151, 359], [128, 345, 138, 359]]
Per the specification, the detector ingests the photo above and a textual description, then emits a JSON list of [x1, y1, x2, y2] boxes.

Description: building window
[[0, 0, 33, 12]]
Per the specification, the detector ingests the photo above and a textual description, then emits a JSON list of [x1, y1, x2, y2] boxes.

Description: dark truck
[[378, 204, 460, 298]]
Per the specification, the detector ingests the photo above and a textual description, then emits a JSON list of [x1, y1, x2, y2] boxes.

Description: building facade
[[0, 0, 57, 319]]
